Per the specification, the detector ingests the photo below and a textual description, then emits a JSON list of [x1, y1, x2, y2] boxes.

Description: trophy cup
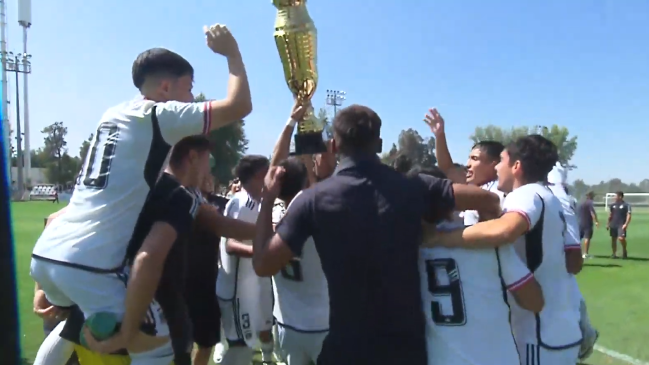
[[273, 0, 327, 154]]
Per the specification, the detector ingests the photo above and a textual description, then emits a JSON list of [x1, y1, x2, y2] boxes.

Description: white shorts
[[30, 258, 169, 337], [518, 343, 580, 365], [218, 275, 273, 348], [277, 325, 327, 365]]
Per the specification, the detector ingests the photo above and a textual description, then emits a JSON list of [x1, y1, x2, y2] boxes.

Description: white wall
[[9, 167, 48, 185]]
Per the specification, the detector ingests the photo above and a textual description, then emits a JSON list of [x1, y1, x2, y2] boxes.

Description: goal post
[[604, 193, 649, 210]]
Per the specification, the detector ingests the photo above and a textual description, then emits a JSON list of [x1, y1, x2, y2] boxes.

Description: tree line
[[9, 93, 332, 189], [9, 102, 645, 197]]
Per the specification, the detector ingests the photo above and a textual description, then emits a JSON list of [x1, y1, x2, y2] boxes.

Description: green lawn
[[10, 202, 649, 364]]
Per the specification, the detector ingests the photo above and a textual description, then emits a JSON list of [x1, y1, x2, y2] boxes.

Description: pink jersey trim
[[505, 210, 531, 232], [507, 272, 534, 291], [564, 244, 582, 251]]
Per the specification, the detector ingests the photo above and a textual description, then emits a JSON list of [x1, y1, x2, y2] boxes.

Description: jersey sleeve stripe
[[564, 243, 582, 251], [202, 101, 212, 134], [505, 209, 532, 232], [507, 272, 534, 291]]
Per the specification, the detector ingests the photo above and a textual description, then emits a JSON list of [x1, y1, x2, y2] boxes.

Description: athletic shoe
[[578, 329, 599, 361], [213, 342, 226, 363]]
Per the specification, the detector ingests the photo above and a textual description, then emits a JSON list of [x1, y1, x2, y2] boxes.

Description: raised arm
[[424, 108, 455, 173], [270, 100, 309, 167]]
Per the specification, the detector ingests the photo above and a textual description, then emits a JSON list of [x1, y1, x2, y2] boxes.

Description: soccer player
[[82, 135, 257, 365], [217, 155, 275, 365], [266, 101, 328, 365], [252, 104, 501, 365], [185, 174, 229, 365], [608, 191, 632, 259], [547, 163, 599, 360], [415, 165, 542, 365], [29, 25, 251, 364], [425, 108, 506, 224], [578, 191, 599, 258], [426, 135, 582, 364]]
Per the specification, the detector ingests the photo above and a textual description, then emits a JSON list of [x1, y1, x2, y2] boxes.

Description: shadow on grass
[[584, 263, 622, 268], [592, 255, 649, 262]]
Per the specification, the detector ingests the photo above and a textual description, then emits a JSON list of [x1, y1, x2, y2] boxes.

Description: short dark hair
[[278, 157, 308, 201], [333, 104, 382, 154], [132, 48, 194, 90], [407, 165, 447, 180], [616, 191, 624, 198], [471, 141, 505, 162], [169, 135, 212, 168], [392, 154, 412, 174], [586, 191, 595, 199], [506, 135, 558, 183], [233, 155, 270, 184]]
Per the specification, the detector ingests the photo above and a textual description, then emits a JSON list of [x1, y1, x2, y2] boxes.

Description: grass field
[[10, 202, 649, 364]]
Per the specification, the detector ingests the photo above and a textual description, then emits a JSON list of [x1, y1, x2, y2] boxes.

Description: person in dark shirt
[[607, 191, 632, 259], [184, 174, 230, 365], [578, 191, 599, 258], [82, 136, 257, 365], [251, 104, 501, 365]]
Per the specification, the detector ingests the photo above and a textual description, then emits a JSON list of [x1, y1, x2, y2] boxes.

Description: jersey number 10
[[76, 123, 120, 190], [425, 258, 467, 326]]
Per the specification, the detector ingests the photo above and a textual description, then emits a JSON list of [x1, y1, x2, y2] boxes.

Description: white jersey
[[547, 184, 581, 250], [32, 98, 212, 270], [463, 180, 506, 226], [503, 183, 582, 349], [216, 189, 260, 300], [421, 219, 531, 365], [271, 192, 329, 332]]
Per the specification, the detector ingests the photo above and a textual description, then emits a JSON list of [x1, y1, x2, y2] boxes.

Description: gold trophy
[[273, 0, 327, 154]]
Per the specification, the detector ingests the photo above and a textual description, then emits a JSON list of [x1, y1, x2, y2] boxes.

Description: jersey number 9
[[76, 123, 119, 190], [425, 258, 467, 326]]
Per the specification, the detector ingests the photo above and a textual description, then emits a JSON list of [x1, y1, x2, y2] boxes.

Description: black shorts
[[184, 236, 221, 348], [579, 226, 593, 240], [610, 227, 627, 238]]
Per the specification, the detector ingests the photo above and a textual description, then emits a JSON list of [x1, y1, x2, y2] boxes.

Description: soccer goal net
[[604, 193, 649, 210]]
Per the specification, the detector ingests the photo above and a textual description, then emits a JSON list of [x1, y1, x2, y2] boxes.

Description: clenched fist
[[203, 24, 240, 57]]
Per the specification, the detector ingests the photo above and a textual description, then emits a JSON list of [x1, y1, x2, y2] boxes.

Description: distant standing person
[[607, 191, 632, 259], [578, 191, 599, 259]]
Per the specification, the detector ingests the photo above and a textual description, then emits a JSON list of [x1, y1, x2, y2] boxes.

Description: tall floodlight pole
[[18, 0, 31, 184], [325, 89, 346, 116], [0, 0, 9, 185], [2, 52, 32, 198]]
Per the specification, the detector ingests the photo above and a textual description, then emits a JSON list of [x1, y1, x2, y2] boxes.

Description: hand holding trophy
[[273, 0, 327, 155], [203, 24, 240, 57]]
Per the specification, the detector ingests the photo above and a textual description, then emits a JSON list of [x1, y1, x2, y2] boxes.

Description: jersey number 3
[[76, 123, 119, 190], [425, 258, 467, 326]]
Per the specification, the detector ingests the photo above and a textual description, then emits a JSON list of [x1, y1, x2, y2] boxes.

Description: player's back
[[33, 99, 171, 270], [272, 196, 329, 332], [216, 189, 259, 300], [506, 183, 582, 349], [419, 245, 521, 365]]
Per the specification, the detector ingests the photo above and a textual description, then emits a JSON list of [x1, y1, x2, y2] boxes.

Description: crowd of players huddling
[[29, 25, 600, 365]]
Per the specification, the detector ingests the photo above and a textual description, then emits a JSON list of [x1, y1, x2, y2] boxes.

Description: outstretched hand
[[203, 24, 239, 57], [81, 326, 128, 355], [424, 108, 445, 136], [291, 100, 311, 122]]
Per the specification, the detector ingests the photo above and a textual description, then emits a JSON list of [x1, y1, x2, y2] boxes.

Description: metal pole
[[22, 26, 30, 184], [0, 0, 10, 185], [14, 57, 23, 196]]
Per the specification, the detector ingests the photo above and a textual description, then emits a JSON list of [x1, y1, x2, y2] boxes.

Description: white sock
[[33, 321, 75, 365], [579, 299, 595, 335], [220, 346, 253, 365]]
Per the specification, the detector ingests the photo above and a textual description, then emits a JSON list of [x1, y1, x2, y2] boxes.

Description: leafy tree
[[79, 133, 94, 163], [380, 143, 398, 165], [194, 93, 249, 186], [397, 128, 437, 167], [470, 125, 578, 167], [42, 121, 68, 184], [45, 152, 81, 186], [315, 107, 332, 139]]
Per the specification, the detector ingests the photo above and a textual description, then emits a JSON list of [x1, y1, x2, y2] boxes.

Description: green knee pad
[[79, 312, 119, 348]]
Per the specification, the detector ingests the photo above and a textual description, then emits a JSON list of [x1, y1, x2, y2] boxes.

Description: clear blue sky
[[7, 0, 649, 184]]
